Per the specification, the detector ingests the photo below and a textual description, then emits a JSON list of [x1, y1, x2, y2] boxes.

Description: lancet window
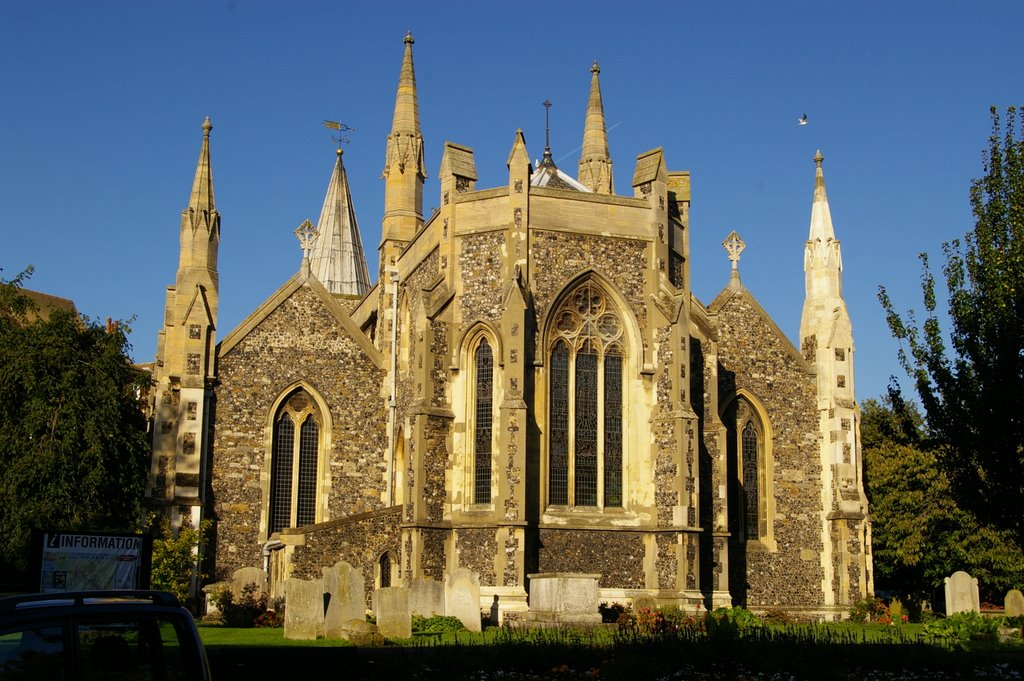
[[473, 338, 494, 504], [269, 390, 321, 535], [548, 281, 624, 508]]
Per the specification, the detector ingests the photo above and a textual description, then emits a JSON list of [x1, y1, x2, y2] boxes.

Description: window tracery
[[547, 281, 624, 508], [269, 390, 322, 535]]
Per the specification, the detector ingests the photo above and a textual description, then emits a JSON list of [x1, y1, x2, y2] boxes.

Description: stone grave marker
[[445, 568, 482, 632], [1006, 589, 1024, 617], [323, 561, 365, 639], [944, 570, 980, 615], [527, 573, 602, 625], [373, 586, 411, 639], [231, 567, 267, 599], [410, 576, 444, 617], [283, 577, 324, 640]]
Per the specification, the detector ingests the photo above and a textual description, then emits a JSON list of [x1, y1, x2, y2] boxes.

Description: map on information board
[[35, 532, 151, 592]]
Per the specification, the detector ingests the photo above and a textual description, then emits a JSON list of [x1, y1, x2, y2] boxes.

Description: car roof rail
[[0, 590, 182, 611]]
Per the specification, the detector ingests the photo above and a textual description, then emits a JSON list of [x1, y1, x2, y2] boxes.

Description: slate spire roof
[[308, 149, 370, 296]]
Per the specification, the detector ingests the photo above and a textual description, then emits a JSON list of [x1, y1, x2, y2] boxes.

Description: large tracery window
[[473, 338, 494, 504], [269, 390, 321, 535], [548, 282, 624, 508]]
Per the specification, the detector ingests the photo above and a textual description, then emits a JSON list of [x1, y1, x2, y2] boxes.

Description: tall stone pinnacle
[[578, 61, 613, 194]]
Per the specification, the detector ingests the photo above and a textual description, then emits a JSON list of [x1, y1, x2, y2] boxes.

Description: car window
[[0, 625, 65, 680], [76, 617, 193, 681]]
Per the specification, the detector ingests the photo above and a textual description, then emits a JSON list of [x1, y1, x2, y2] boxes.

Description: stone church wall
[[536, 529, 646, 588], [287, 506, 401, 609], [530, 230, 648, 352], [714, 293, 823, 608], [208, 284, 387, 580]]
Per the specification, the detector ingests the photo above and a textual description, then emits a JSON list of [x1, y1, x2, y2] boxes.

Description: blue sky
[[2, 1, 1021, 403]]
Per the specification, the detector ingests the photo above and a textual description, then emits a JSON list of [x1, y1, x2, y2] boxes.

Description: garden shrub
[[849, 596, 887, 623], [412, 614, 466, 634], [598, 601, 627, 624], [924, 611, 1000, 641], [212, 582, 270, 628]]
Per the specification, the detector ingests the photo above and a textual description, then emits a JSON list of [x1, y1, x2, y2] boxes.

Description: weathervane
[[543, 99, 552, 153], [322, 119, 354, 148], [723, 230, 745, 272]]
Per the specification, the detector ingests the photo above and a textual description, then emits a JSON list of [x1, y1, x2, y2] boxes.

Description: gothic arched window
[[268, 390, 322, 535], [547, 282, 624, 508], [741, 421, 760, 536], [473, 338, 494, 504]]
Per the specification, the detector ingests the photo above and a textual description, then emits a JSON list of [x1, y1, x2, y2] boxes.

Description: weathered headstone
[[633, 595, 658, 613], [231, 567, 268, 599], [1005, 589, 1024, 617], [323, 561, 365, 639], [283, 577, 324, 640], [373, 586, 411, 639], [341, 618, 384, 646], [526, 573, 602, 626], [944, 570, 980, 616], [445, 568, 482, 632], [410, 576, 444, 617]]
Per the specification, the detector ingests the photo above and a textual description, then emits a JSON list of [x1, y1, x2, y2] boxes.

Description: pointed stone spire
[[578, 61, 613, 194], [808, 149, 836, 242], [802, 150, 842, 302], [178, 116, 220, 295], [309, 149, 371, 295], [381, 32, 426, 268], [185, 116, 218, 236], [384, 32, 426, 180]]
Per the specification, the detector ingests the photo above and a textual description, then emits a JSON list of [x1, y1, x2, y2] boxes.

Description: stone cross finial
[[295, 219, 320, 262], [723, 230, 745, 271]]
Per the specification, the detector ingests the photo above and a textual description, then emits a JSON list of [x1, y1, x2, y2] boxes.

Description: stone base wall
[[537, 529, 645, 589], [288, 506, 401, 608]]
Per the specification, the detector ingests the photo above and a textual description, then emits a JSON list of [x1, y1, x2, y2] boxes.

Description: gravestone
[[341, 618, 384, 646], [1005, 589, 1024, 617], [323, 561, 365, 639], [633, 595, 658, 613], [373, 586, 411, 639], [231, 567, 268, 599], [283, 577, 325, 640], [944, 570, 980, 615], [445, 568, 482, 632], [526, 573, 602, 626], [410, 576, 444, 617]]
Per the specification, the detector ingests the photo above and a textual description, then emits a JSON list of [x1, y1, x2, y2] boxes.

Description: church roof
[[532, 150, 590, 192], [308, 149, 371, 296]]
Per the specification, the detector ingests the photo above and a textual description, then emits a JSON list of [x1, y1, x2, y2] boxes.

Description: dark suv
[[0, 590, 211, 680]]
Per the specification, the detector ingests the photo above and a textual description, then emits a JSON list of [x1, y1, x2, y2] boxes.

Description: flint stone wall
[[713, 291, 823, 607], [210, 284, 387, 580], [288, 506, 400, 609]]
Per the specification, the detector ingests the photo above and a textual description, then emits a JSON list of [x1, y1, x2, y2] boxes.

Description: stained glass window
[[268, 391, 322, 535], [474, 339, 494, 504], [269, 414, 294, 535], [548, 281, 625, 509], [604, 351, 623, 507], [380, 552, 391, 588], [575, 346, 598, 506], [297, 416, 319, 526], [549, 341, 570, 505], [742, 421, 760, 537]]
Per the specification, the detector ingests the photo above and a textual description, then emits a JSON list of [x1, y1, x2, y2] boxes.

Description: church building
[[146, 34, 872, 620]]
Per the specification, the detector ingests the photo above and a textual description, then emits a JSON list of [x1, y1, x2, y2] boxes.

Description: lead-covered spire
[[578, 61, 613, 194], [309, 149, 370, 296]]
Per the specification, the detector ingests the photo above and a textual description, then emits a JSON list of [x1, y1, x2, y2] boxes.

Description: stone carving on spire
[[383, 32, 426, 180]]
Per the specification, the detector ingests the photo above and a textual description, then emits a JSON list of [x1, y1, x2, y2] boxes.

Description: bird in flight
[[798, 113, 808, 126]]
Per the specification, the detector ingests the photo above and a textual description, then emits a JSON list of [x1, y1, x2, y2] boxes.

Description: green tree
[[147, 515, 211, 606], [0, 270, 151, 581], [862, 398, 1024, 603], [878, 106, 1024, 547]]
